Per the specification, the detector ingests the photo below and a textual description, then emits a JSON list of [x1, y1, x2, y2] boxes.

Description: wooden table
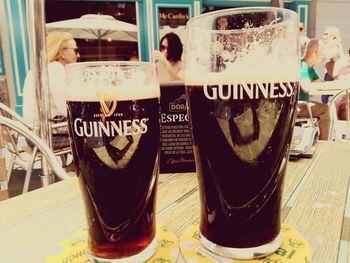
[[1, 141, 350, 263], [309, 88, 344, 96], [307, 78, 348, 96]]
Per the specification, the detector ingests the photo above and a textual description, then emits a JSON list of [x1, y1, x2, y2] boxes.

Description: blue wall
[[0, 45, 5, 75], [3, 0, 30, 115], [287, 1, 311, 37], [137, 0, 151, 61]]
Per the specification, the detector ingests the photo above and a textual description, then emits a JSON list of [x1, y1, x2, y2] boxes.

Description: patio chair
[[0, 102, 71, 193], [328, 87, 350, 140], [0, 116, 70, 185], [296, 100, 317, 128]]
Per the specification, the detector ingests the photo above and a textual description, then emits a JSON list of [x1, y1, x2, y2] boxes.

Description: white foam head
[[184, 7, 299, 85], [66, 62, 160, 101]]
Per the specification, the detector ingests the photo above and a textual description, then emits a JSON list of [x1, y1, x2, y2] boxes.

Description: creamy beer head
[[185, 7, 299, 86], [66, 61, 160, 101]]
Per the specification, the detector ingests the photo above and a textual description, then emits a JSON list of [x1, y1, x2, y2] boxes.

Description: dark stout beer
[[186, 82, 299, 248], [185, 7, 299, 258], [67, 97, 159, 259]]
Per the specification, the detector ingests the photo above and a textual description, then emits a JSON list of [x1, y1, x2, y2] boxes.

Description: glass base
[[88, 237, 157, 263], [199, 232, 283, 259]]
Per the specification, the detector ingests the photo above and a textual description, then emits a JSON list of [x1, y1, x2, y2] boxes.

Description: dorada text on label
[[169, 94, 187, 112]]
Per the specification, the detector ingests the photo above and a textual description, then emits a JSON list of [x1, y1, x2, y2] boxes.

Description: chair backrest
[[0, 103, 32, 129], [0, 102, 70, 151], [296, 100, 316, 128], [328, 87, 350, 140], [0, 103, 27, 157], [0, 116, 71, 181]]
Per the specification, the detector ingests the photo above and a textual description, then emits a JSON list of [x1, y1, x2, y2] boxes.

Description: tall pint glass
[[185, 8, 299, 259], [65, 62, 160, 262]]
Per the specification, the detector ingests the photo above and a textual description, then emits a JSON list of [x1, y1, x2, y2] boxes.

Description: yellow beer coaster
[[179, 223, 312, 263], [46, 225, 179, 263]]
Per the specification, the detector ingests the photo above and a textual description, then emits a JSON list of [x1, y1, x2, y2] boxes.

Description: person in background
[[297, 38, 331, 140], [299, 22, 310, 58], [322, 27, 350, 119], [129, 50, 139, 61], [22, 31, 80, 171], [217, 16, 229, 30], [334, 48, 350, 120], [323, 26, 348, 81], [320, 26, 345, 103], [152, 32, 184, 82]]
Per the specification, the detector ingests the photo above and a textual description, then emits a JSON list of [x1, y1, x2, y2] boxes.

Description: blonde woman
[[22, 31, 79, 170], [23, 31, 79, 129]]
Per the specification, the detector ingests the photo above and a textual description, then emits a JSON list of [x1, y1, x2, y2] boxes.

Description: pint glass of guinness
[[65, 62, 160, 262], [185, 8, 299, 259]]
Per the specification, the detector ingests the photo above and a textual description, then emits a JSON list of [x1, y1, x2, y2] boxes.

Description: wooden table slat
[[284, 142, 350, 263]]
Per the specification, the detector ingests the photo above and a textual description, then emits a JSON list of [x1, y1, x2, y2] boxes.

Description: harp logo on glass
[[203, 82, 295, 100], [97, 92, 118, 117]]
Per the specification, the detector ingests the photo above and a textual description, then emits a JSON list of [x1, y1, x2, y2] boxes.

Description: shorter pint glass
[[65, 62, 160, 262], [185, 8, 299, 259]]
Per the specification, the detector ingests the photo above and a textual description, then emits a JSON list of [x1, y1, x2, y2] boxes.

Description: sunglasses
[[160, 45, 168, 51], [63, 47, 80, 55]]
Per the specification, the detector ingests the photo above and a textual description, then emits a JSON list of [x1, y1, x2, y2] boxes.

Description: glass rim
[[65, 61, 156, 70], [187, 6, 297, 33]]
